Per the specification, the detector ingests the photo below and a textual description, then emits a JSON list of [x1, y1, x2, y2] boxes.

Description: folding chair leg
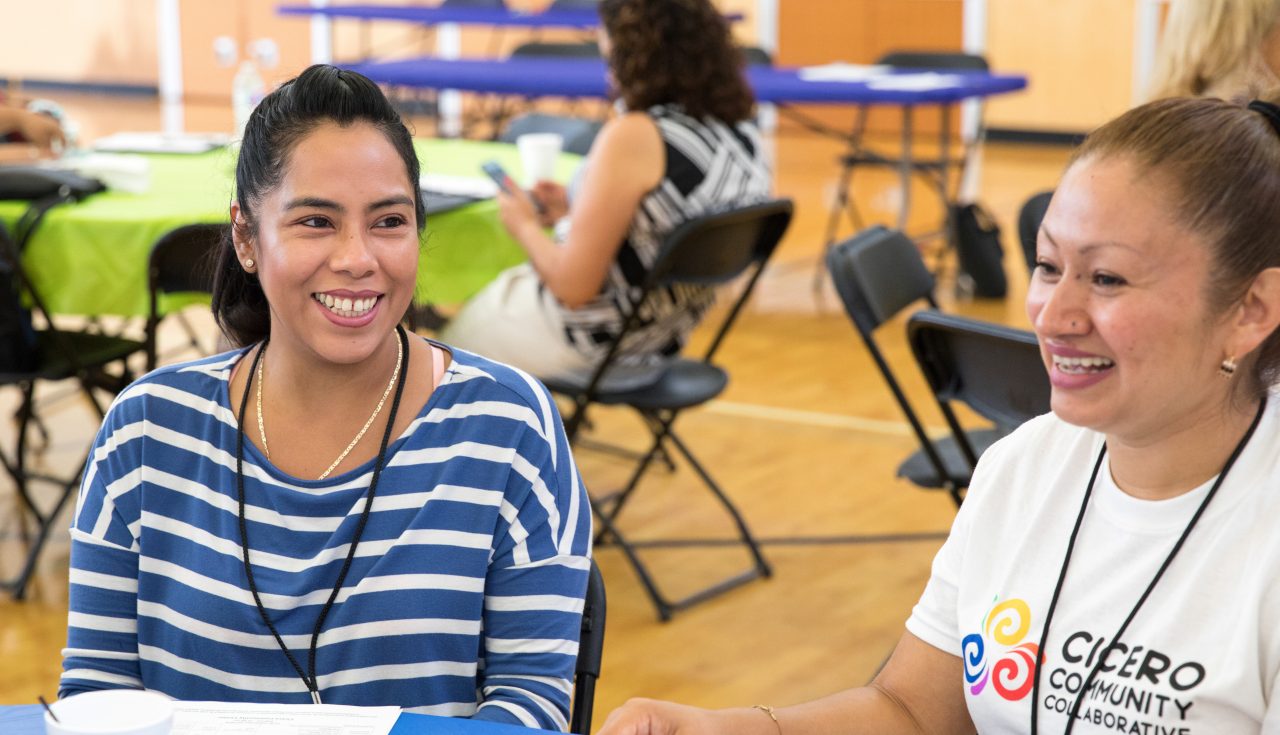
[[663, 428, 772, 578], [1, 440, 87, 600], [591, 412, 772, 621], [2, 469, 80, 600], [592, 426, 669, 545], [815, 160, 867, 293]]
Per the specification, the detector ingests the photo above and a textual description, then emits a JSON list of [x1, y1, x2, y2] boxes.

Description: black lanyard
[[1029, 396, 1266, 734], [233, 325, 410, 704]]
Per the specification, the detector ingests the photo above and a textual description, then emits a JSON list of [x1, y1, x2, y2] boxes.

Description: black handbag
[[950, 201, 1008, 299], [0, 166, 105, 201]]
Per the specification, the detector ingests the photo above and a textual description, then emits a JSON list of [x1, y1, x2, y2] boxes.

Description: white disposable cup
[[44, 690, 174, 735], [516, 133, 563, 187]]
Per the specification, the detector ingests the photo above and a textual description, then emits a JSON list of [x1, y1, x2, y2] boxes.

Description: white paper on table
[[865, 72, 964, 91], [419, 172, 499, 199], [796, 63, 890, 82], [171, 701, 400, 735], [93, 132, 230, 154], [49, 153, 152, 194]]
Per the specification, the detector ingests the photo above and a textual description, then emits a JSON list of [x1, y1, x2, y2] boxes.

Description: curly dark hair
[[599, 0, 754, 122]]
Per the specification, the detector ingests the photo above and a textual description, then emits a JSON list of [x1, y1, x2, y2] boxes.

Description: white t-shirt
[[907, 399, 1280, 734]]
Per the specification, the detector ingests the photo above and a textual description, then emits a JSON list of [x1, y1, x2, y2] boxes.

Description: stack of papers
[[866, 72, 965, 91], [93, 132, 230, 154], [420, 172, 498, 198], [172, 701, 399, 735], [797, 63, 891, 82]]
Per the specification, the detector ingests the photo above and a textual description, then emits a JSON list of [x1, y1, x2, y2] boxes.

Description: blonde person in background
[[598, 93, 1280, 734], [1149, 0, 1280, 99]]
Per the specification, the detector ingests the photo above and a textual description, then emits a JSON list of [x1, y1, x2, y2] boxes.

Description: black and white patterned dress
[[555, 104, 772, 369]]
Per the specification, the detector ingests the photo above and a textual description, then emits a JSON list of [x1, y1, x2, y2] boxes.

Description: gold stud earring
[[244, 258, 255, 270], [1219, 356, 1237, 379]]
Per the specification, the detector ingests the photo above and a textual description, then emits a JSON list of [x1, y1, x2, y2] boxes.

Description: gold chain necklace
[[255, 334, 405, 480]]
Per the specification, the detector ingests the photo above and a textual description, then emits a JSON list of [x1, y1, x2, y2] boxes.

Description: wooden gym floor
[[0, 90, 1072, 724]]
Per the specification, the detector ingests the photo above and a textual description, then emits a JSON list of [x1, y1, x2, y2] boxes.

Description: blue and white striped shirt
[[60, 342, 592, 731]]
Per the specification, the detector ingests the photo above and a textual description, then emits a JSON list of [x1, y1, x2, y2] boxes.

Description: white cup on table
[[515, 133, 563, 187], [44, 690, 174, 735]]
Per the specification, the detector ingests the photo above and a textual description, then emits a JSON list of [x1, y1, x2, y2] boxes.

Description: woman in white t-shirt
[[596, 94, 1280, 734]]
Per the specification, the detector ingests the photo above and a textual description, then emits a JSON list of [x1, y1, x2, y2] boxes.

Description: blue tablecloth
[[278, 3, 742, 28], [345, 56, 1028, 106], [0, 704, 542, 735]]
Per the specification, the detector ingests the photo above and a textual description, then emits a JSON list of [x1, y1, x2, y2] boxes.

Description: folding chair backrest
[[907, 310, 1050, 433], [510, 40, 602, 59], [647, 200, 793, 289], [149, 223, 225, 299], [827, 225, 937, 336], [570, 559, 606, 735], [499, 113, 603, 156], [877, 50, 990, 72], [441, 0, 506, 7], [146, 223, 226, 370], [827, 225, 950, 483], [642, 199, 793, 361], [739, 46, 773, 67]]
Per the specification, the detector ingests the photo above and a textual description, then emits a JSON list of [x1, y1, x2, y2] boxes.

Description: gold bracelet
[[752, 704, 782, 735]]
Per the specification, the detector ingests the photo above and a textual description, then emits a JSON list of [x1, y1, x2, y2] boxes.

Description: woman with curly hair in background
[[442, 0, 771, 390]]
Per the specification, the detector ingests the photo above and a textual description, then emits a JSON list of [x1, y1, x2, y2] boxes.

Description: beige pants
[[440, 263, 664, 391]]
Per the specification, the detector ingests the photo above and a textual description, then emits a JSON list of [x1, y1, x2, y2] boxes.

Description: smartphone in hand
[[481, 160, 544, 214]]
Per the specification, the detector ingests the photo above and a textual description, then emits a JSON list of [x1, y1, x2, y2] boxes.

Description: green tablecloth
[[0, 139, 578, 316]]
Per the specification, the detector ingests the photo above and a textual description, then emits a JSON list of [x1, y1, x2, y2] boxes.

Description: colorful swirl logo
[[962, 597, 1041, 701]]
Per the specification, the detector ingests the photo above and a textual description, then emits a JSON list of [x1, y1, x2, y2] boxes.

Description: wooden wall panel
[[985, 0, 1135, 133], [776, 0, 963, 135], [2, 0, 158, 86]]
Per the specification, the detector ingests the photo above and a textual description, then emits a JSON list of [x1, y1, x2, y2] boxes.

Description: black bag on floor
[[950, 201, 1008, 299]]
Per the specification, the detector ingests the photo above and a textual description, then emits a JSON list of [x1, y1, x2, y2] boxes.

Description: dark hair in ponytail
[[211, 64, 425, 347]]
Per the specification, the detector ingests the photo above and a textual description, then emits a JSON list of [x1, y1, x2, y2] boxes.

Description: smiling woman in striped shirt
[[59, 64, 592, 731]]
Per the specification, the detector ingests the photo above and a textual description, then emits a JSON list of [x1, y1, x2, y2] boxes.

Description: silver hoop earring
[[1219, 356, 1237, 379]]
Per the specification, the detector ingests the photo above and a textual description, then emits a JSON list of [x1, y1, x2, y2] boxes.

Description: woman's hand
[[596, 699, 757, 735], [529, 180, 569, 226], [496, 188, 544, 239], [15, 109, 65, 156]]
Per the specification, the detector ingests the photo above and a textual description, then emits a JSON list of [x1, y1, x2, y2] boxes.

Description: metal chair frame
[[0, 219, 143, 599], [545, 199, 793, 620]]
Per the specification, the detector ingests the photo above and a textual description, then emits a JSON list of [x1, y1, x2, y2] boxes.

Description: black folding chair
[[0, 220, 144, 599], [145, 223, 225, 371], [544, 199, 794, 621], [569, 559, 606, 735], [819, 50, 991, 286], [499, 112, 603, 157], [1018, 190, 1053, 274], [827, 225, 1000, 506], [907, 310, 1050, 472]]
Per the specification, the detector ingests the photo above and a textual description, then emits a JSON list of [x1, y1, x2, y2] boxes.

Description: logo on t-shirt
[[964, 596, 1209, 731], [962, 596, 1041, 701]]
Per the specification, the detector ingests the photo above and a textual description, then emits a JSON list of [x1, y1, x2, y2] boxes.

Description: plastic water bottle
[[232, 59, 265, 139]]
